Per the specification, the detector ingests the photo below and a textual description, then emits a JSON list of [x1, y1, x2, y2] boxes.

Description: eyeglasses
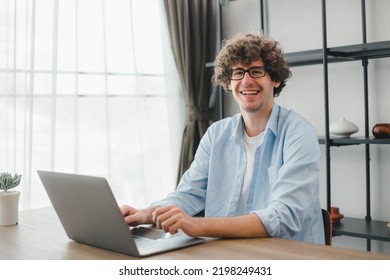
[[227, 66, 272, 80]]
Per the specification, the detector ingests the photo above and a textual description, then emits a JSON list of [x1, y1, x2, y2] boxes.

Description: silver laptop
[[37, 170, 204, 257]]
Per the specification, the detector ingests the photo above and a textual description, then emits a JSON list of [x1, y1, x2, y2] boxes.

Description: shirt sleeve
[[252, 119, 321, 238]]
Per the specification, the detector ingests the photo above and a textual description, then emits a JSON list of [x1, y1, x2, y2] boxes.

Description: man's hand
[[120, 205, 157, 227], [152, 205, 200, 237]]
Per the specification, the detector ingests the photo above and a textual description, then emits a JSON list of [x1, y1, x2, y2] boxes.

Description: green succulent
[[0, 172, 22, 192]]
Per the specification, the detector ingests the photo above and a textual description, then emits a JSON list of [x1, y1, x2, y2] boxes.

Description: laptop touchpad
[[131, 227, 170, 240]]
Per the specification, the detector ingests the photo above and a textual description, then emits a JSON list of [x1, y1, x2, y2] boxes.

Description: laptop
[[37, 170, 204, 257]]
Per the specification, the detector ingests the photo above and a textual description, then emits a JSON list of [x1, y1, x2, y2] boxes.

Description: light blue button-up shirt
[[154, 103, 324, 244]]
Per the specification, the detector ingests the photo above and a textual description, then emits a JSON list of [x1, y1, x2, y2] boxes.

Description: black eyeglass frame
[[227, 66, 273, 80]]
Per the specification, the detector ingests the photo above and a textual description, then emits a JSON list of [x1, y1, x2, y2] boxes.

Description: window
[[0, 0, 182, 209]]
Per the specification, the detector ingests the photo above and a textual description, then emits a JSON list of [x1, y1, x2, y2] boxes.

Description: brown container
[[372, 123, 390, 138], [330, 207, 344, 224]]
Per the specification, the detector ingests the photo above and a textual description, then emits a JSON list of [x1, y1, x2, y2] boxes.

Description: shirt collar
[[266, 103, 280, 137], [232, 103, 280, 145]]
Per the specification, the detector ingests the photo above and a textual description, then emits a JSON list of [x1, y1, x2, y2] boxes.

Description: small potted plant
[[0, 172, 22, 226]]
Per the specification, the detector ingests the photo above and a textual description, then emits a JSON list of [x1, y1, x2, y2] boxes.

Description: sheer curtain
[[0, 0, 183, 210]]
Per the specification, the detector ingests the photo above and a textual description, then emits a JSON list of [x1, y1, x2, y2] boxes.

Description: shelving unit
[[286, 0, 390, 251]]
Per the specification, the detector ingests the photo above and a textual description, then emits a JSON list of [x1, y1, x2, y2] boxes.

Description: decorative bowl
[[372, 123, 390, 138], [329, 117, 359, 138]]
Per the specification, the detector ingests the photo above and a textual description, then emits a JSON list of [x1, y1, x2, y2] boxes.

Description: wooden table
[[1, 207, 389, 260]]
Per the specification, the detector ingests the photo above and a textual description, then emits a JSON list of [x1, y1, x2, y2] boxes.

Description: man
[[121, 33, 324, 244]]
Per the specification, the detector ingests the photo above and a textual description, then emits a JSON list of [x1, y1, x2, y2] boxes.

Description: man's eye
[[232, 70, 244, 77], [251, 70, 264, 76]]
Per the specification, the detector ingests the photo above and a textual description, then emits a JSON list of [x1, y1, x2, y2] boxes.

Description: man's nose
[[241, 71, 254, 83]]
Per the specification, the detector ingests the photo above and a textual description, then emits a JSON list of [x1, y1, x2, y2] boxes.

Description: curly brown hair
[[212, 33, 291, 97]]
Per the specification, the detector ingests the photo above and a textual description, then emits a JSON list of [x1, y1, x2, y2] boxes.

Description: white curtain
[[0, 0, 183, 210]]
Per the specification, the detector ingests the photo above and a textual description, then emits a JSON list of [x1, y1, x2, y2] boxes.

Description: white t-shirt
[[237, 130, 265, 214]]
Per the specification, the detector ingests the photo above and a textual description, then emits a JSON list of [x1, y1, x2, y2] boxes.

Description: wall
[[220, 0, 390, 253]]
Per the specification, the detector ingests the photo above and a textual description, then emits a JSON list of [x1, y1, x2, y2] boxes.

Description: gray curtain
[[163, 0, 218, 183]]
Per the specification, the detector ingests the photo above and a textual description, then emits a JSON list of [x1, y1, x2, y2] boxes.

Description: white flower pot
[[0, 191, 21, 226]]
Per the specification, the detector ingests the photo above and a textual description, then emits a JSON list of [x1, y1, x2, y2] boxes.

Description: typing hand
[[120, 205, 156, 227], [152, 205, 199, 237]]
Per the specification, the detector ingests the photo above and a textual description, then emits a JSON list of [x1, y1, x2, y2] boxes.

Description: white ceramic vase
[[329, 117, 359, 138], [0, 191, 21, 226]]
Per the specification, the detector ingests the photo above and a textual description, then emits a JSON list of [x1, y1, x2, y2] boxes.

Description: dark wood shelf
[[333, 217, 390, 242], [286, 49, 347, 66], [286, 40, 390, 67], [328, 41, 390, 59], [318, 136, 390, 146]]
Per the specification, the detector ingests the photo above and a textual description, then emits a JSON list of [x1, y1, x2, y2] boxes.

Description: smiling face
[[229, 59, 281, 115]]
